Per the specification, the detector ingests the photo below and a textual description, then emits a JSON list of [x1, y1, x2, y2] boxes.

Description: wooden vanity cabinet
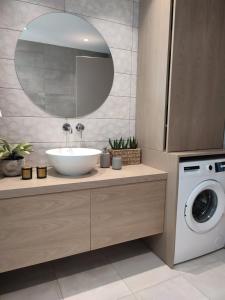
[[0, 178, 166, 273], [137, 0, 225, 152], [91, 181, 166, 249], [0, 190, 90, 273]]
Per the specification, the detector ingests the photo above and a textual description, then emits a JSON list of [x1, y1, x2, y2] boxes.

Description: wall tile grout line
[[64, 4, 134, 28], [182, 274, 211, 300], [14, 0, 135, 27], [135, 273, 181, 296], [50, 261, 65, 300], [14, 0, 65, 12], [1, 116, 132, 120], [129, 0, 135, 137], [0, 27, 22, 32]]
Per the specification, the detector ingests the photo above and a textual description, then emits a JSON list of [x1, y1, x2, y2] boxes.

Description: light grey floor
[[0, 240, 225, 300]]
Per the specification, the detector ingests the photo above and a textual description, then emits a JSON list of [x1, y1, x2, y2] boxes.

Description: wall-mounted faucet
[[62, 123, 73, 134], [76, 123, 85, 138]]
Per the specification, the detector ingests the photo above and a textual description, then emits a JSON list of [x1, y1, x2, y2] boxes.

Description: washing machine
[[174, 156, 225, 264]]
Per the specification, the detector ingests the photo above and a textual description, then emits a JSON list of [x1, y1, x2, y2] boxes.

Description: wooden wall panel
[[142, 148, 179, 267], [136, 0, 172, 151], [167, 0, 225, 151]]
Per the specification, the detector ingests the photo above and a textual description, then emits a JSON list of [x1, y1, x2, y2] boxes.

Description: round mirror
[[15, 13, 114, 118]]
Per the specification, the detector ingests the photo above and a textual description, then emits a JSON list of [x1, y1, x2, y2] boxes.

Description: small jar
[[21, 167, 33, 180], [36, 166, 47, 179], [112, 156, 122, 170], [100, 147, 110, 168]]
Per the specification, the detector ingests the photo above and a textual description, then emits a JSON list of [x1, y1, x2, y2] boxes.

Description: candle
[[36, 166, 47, 179], [112, 156, 122, 170], [21, 167, 32, 180]]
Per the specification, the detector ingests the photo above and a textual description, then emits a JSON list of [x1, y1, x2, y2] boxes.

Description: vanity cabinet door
[[0, 190, 90, 273], [91, 181, 166, 249]]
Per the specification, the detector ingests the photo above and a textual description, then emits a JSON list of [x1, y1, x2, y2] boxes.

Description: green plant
[[109, 137, 122, 149], [0, 138, 32, 160], [109, 136, 138, 149], [128, 136, 138, 149]]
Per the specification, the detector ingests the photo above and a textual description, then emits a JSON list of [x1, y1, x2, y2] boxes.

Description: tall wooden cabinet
[[136, 0, 225, 152]]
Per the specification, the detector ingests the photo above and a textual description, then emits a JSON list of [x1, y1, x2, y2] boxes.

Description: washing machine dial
[[208, 165, 213, 171]]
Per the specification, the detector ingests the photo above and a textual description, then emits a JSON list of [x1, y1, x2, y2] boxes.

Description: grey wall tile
[[72, 140, 107, 149], [86, 96, 130, 119], [129, 119, 135, 137], [44, 44, 74, 71], [69, 118, 130, 142], [44, 69, 74, 95], [133, 0, 139, 28], [0, 117, 66, 143], [89, 17, 132, 50], [111, 48, 132, 74], [0, 88, 48, 117], [0, 0, 56, 31], [0, 59, 21, 89], [15, 65, 44, 93], [16, 0, 65, 10], [110, 73, 131, 97], [131, 74, 137, 97], [0, 29, 20, 59], [132, 27, 138, 51], [16, 51, 44, 69], [29, 142, 67, 165], [130, 98, 136, 120], [65, 0, 132, 25], [45, 95, 76, 118], [131, 51, 137, 75]]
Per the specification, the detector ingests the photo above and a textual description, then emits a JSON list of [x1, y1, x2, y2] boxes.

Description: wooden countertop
[[0, 164, 167, 200]]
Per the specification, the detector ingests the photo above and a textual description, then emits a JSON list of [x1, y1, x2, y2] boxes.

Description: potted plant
[[109, 137, 141, 165], [0, 138, 32, 177]]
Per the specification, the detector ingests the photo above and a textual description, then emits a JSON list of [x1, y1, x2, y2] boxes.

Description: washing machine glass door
[[185, 180, 225, 233]]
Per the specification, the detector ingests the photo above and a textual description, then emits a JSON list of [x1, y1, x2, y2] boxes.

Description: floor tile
[[183, 262, 225, 300], [53, 251, 131, 300], [1, 242, 224, 300], [0, 281, 62, 300], [175, 250, 225, 300], [118, 295, 137, 300], [174, 250, 223, 274], [0, 263, 62, 300], [213, 249, 225, 263], [102, 240, 179, 293], [134, 276, 208, 300]]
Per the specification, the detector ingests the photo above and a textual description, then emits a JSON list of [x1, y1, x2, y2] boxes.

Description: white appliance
[[174, 156, 225, 264]]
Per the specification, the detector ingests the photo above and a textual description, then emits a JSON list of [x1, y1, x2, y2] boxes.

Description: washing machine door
[[185, 180, 225, 233]]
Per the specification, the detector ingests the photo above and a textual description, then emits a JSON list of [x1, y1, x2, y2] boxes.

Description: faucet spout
[[62, 123, 73, 134]]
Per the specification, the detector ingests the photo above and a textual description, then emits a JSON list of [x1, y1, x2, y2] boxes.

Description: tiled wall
[[0, 0, 139, 164]]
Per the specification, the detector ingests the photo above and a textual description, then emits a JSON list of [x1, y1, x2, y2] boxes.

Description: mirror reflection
[[15, 13, 114, 118]]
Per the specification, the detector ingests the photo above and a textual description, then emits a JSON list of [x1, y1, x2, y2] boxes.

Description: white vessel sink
[[46, 148, 101, 176]]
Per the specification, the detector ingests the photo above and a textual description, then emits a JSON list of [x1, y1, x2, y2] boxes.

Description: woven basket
[[109, 148, 141, 165]]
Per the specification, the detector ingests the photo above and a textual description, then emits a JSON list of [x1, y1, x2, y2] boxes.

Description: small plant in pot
[[108, 137, 141, 165], [0, 138, 32, 177]]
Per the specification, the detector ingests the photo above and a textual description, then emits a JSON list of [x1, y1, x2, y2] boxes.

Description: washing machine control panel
[[184, 165, 200, 172], [215, 161, 225, 173]]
